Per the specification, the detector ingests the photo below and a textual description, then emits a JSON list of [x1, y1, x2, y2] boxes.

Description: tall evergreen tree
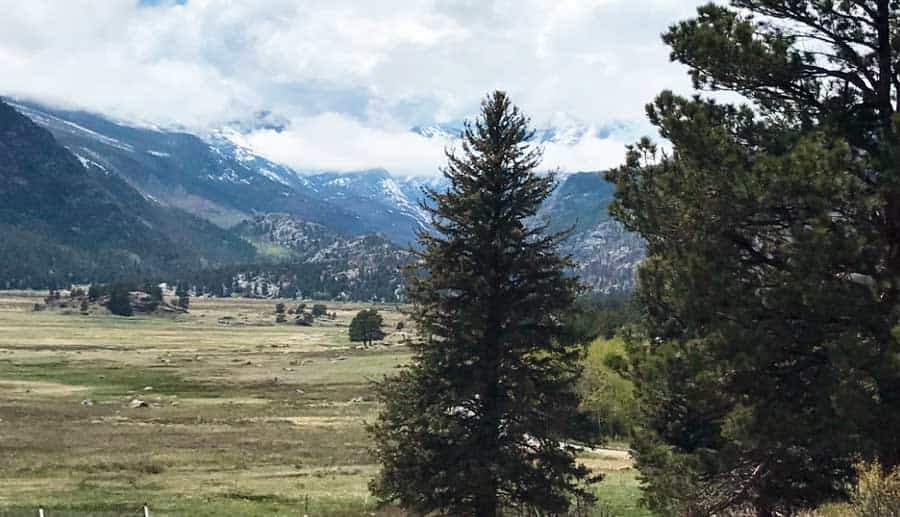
[[607, 2, 900, 514], [175, 283, 190, 310], [107, 284, 133, 317], [369, 91, 595, 516]]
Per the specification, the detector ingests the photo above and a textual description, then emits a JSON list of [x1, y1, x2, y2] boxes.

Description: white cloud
[[0, 0, 709, 174], [244, 113, 448, 176]]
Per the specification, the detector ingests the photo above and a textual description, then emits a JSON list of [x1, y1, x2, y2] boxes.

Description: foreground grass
[[0, 292, 648, 516]]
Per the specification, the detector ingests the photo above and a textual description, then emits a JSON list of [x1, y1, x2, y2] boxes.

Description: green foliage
[[348, 309, 385, 346], [562, 294, 640, 344], [369, 92, 597, 516], [607, 2, 900, 514], [106, 284, 133, 317], [311, 304, 328, 317], [579, 337, 637, 439], [87, 284, 101, 301]]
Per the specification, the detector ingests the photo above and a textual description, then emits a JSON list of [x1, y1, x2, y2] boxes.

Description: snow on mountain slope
[[13, 99, 643, 292], [410, 114, 636, 146]]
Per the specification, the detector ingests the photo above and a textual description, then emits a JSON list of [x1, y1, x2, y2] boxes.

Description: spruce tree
[[369, 91, 595, 516], [107, 284, 132, 317], [176, 283, 190, 310], [607, 2, 900, 514]]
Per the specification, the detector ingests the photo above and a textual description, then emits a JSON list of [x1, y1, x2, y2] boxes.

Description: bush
[[852, 461, 900, 516], [311, 304, 328, 317], [295, 312, 314, 326]]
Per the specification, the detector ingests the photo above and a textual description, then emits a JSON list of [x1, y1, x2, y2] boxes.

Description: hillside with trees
[[0, 99, 256, 288]]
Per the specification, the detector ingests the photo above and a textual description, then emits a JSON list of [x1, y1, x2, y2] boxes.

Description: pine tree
[[369, 91, 595, 516], [175, 283, 190, 310], [607, 2, 900, 514], [107, 284, 132, 317]]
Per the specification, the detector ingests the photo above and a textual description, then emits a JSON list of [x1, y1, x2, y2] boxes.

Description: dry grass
[[0, 292, 641, 516]]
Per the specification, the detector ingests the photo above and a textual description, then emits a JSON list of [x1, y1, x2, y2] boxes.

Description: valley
[[0, 293, 644, 517]]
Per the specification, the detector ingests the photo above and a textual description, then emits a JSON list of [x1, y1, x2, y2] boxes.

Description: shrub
[[852, 461, 900, 516], [295, 312, 314, 326], [579, 337, 637, 439]]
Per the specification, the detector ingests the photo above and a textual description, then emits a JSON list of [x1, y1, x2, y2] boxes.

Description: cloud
[[0, 0, 709, 174], [242, 113, 448, 176], [240, 114, 643, 176]]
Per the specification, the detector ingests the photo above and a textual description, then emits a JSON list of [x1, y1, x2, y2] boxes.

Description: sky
[[0, 0, 709, 175]]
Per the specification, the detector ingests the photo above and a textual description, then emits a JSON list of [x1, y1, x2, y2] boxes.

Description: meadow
[[0, 292, 645, 516]]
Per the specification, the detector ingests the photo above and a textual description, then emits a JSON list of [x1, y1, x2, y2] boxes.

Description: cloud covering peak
[[0, 0, 705, 174]]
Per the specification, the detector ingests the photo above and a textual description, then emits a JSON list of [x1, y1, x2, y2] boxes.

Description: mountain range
[[0, 98, 644, 297]]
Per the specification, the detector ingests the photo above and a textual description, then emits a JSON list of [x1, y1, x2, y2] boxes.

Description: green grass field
[[0, 292, 647, 516]]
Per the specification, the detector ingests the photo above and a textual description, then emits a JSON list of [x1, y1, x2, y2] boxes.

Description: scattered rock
[[129, 399, 150, 409], [295, 389, 305, 395], [81, 399, 94, 407], [349, 397, 365, 404], [283, 367, 295, 372], [144, 386, 153, 391]]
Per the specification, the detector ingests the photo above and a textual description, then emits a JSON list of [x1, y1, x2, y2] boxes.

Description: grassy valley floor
[[0, 292, 645, 516]]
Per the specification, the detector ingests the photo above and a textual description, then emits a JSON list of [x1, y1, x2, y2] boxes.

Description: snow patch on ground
[[380, 178, 430, 228], [256, 167, 290, 186], [72, 152, 110, 174]]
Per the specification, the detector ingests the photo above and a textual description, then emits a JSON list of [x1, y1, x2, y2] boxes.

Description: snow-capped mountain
[[12, 99, 643, 292], [299, 169, 431, 245], [10, 100, 364, 234], [411, 114, 636, 146]]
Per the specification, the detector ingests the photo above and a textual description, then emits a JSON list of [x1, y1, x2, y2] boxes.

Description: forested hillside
[[0, 99, 256, 288]]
